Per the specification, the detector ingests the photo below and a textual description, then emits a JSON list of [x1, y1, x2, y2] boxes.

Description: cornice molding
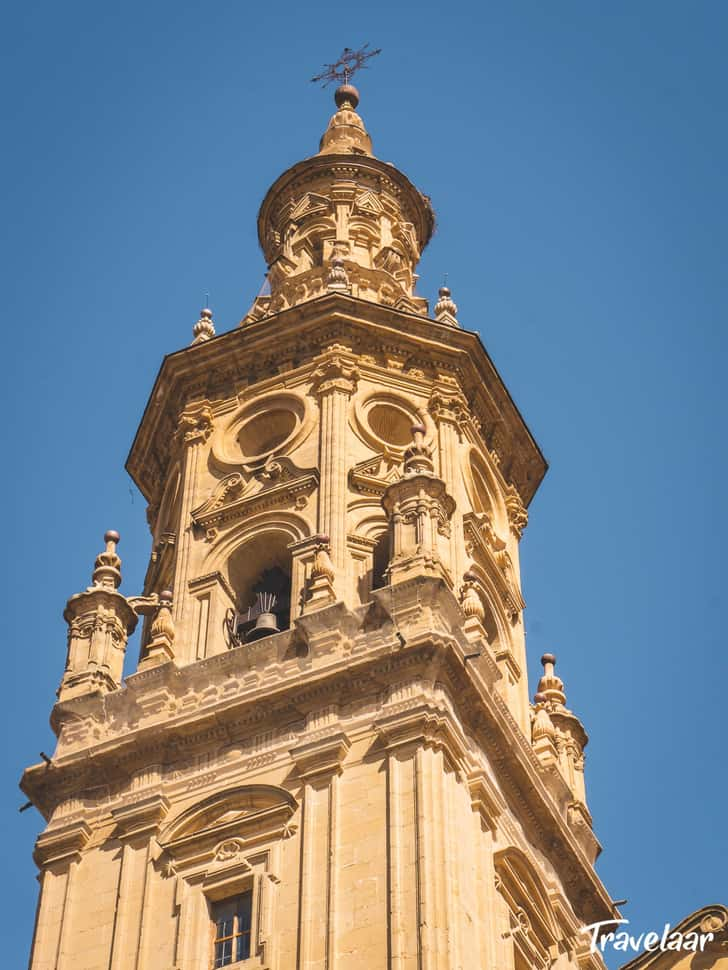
[[125, 294, 546, 508], [34, 818, 91, 867]]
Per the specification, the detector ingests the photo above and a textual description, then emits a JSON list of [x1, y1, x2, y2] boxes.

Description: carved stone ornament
[[192, 466, 319, 535], [310, 354, 360, 398], [176, 400, 214, 445], [214, 838, 246, 863], [505, 483, 528, 538]]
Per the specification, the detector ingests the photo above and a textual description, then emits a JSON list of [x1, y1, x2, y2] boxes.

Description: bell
[[245, 610, 280, 642]]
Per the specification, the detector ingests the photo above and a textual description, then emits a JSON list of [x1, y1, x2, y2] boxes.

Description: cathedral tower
[[22, 81, 618, 970]]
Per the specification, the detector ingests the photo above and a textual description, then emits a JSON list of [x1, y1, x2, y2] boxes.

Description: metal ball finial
[[541, 653, 556, 666], [335, 83, 359, 109], [105, 530, 120, 544]]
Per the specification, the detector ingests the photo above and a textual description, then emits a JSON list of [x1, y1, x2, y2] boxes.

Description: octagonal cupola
[[245, 84, 435, 323]]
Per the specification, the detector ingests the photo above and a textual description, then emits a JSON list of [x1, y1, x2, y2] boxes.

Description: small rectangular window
[[212, 892, 253, 967]]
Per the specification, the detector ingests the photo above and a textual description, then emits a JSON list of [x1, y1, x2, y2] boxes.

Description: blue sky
[[2, 1, 726, 965]]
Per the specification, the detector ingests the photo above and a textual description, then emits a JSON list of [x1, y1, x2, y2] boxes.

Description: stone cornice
[[257, 153, 434, 262], [34, 818, 91, 867], [125, 293, 546, 508], [22, 582, 610, 926], [111, 792, 170, 840], [375, 701, 470, 778]]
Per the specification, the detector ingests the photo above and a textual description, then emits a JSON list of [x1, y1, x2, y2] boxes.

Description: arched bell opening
[[227, 531, 293, 643], [371, 530, 390, 591]]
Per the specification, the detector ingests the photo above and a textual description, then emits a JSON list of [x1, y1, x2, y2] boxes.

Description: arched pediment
[[495, 846, 560, 950], [161, 785, 297, 856]]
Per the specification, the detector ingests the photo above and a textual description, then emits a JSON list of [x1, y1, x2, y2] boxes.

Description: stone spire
[[537, 652, 566, 706], [192, 306, 215, 344], [318, 84, 373, 156], [92, 529, 122, 589], [58, 532, 138, 702], [382, 423, 455, 586], [434, 284, 459, 327], [533, 653, 591, 825]]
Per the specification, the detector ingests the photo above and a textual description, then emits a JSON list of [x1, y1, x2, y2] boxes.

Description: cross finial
[[311, 45, 382, 87]]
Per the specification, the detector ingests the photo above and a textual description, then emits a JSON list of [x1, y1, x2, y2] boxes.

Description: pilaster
[[108, 791, 169, 970], [290, 721, 350, 970], [311, 350, 359, 580], [170, 400, 214, 653], [32, 820, 91, 970], [429, 385, 469, 586]]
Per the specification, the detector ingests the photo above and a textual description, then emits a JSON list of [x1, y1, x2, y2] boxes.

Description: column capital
[[310, 354, 359, 398], [290, 729, 350, 783], [175, 399, 214, 445], [111, 792, 170, 841], [34, 819, 91, 868], [428, 386, 469, 426]]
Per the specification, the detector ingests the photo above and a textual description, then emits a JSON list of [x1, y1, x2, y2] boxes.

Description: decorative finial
[[460, 572, 485, 623], [311, 535, 335, 583], [537, 653, 567, 707], [532, 692, 556, 742], [92, 530, 122, 590], [326, 254, 351, 293], [192, 305, 215, 345], [434, 282, 459, 326], [304, 534, 337, 611], [141, 588, 176, 668], [311, 45, 382, 89], [403, 423, 434, 475], [334, 84, 360, 110]]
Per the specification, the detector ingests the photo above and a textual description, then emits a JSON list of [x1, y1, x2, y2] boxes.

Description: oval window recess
[[237, 409, 297, 459], [367, 403, 414, 448]]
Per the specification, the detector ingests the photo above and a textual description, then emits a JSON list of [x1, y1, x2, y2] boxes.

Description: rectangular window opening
[[212, 891, 253, 967]]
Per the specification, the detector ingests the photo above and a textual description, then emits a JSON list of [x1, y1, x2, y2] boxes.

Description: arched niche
[[154, 460, 182, 543], [494, 847, 561, 970], [464, 446, 509, 538], [347, 504, 391, 605], [465, 561, 514, 652]]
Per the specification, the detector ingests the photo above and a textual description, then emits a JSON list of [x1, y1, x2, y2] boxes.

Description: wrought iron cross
[[311, 44, 382, 87]]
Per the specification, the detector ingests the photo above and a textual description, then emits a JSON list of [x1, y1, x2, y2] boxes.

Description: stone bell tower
[[22, 81, 618, 970]]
